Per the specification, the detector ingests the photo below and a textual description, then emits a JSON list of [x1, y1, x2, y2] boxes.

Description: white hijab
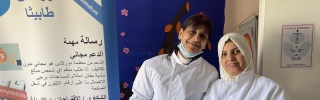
[[217, 33, 254, 82]]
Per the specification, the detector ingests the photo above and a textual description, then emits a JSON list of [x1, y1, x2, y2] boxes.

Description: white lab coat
[[203, 33, 289, 100], [130, 52, 218, 100], [203, 70, 289, 100]]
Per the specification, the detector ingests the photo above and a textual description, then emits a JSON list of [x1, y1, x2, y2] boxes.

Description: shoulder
[[144, 54, 168, 62], [142, 54, 169, 67], [200, 58, 218, 72], [253, 75, 289, 99], [212, 79, 223, 84], [204, 79, 223, 96], [255, 75, 278, 85], [198, 58, 219, 78], [253, 75, 284, 89]]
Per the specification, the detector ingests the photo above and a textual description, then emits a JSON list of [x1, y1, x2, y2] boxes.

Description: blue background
[[0, 0, 10, 16], [115, 0, 225, 99]]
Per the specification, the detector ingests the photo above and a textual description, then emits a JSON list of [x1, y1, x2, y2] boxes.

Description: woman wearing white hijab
[[203, 33, 289, 100]]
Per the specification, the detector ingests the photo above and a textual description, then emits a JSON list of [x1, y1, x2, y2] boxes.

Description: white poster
[[281, 24, 313, 68], [0, 0, 108, 99], [239, 16, 257, 67]]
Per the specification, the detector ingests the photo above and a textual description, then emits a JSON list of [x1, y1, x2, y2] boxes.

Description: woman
[[203, 33, 289, 100], [130, 13, 218, 100]]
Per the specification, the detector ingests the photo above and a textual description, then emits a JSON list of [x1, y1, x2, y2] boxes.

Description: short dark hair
[[225, 38, 233, 44], [181, 13, 213, 39], [166, 13, 214, 60]]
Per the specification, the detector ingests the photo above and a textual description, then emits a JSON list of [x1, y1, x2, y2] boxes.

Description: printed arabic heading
[[19, 0, 53, 2], [19, 0, 55, 20], [64, 35, 103, 46]]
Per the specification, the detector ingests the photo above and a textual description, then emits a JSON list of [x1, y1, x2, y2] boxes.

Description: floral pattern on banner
[[121, 9, 128, 16], [120, 31, 125, 37], [123, 47, 129, 54]]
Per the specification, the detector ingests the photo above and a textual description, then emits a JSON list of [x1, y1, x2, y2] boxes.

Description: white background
[[259, 0, 320, 100], [0, 0, 108, 99]]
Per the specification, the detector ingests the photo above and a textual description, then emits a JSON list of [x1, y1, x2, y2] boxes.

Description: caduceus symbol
[[0, 48, 8, 63], [0, 53, 4, 59]]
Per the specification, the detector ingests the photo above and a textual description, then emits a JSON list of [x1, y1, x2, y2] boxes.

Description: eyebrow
[[189, 27, 209, 34], [222, 47, 239, 52]]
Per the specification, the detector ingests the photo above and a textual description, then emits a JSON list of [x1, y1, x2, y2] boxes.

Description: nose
[[192, 34, 200, 41], [226, 54, 236, 61]]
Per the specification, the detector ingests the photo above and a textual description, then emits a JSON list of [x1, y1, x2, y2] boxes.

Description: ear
[[178, 28, 183, 40], [206, 41, 211, 50]]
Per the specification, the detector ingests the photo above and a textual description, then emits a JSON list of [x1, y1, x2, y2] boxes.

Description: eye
[[189, 30, 196, 35], [233, 49, 241, 54], [221, 52, 227, 58], [200, 34, 207, 40]]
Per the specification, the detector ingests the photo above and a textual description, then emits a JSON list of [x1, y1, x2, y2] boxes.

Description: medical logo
[[0, 48, 8, 63], [0, 0, 10, 17], [0, 44, 22, 71]]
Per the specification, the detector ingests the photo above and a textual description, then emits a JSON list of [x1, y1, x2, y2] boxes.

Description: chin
[[229, 72, 241, 77], [228, 70, 241, 75], [186, 49, 197, 54]]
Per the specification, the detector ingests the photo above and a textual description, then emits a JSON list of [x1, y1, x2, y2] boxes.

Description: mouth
[[187, 41, 200, 48], [227, 63, 239, 67]]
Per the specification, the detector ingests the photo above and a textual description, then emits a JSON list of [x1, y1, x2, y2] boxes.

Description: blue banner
[[116, 0, 225, 99]]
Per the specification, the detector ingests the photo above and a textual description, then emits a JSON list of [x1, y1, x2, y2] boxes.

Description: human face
[[221, 42, 246, 77], [178, 25, 209, 54]]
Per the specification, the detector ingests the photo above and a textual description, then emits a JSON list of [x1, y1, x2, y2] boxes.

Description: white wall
[[259, 0, 320, 99], [224, 0, 258, 34]]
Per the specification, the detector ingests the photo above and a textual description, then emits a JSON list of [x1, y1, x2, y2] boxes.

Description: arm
[[202, 68, 219, 100], [130, 61, 154, 100], [270, 85, 290, 100], [202, 80, 216, 100]]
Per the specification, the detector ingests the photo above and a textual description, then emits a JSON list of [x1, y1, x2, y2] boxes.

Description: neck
[[177, 51, 192, 65]]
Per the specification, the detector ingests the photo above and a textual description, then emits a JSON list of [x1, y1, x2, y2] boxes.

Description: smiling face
[[221, 41, 246, 77], [178, 25, 209, 54]]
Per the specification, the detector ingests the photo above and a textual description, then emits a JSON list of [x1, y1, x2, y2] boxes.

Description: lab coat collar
[[237, 70, 254, 84], [171, 51, 202, 67], [223, 70, 254, 85]]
